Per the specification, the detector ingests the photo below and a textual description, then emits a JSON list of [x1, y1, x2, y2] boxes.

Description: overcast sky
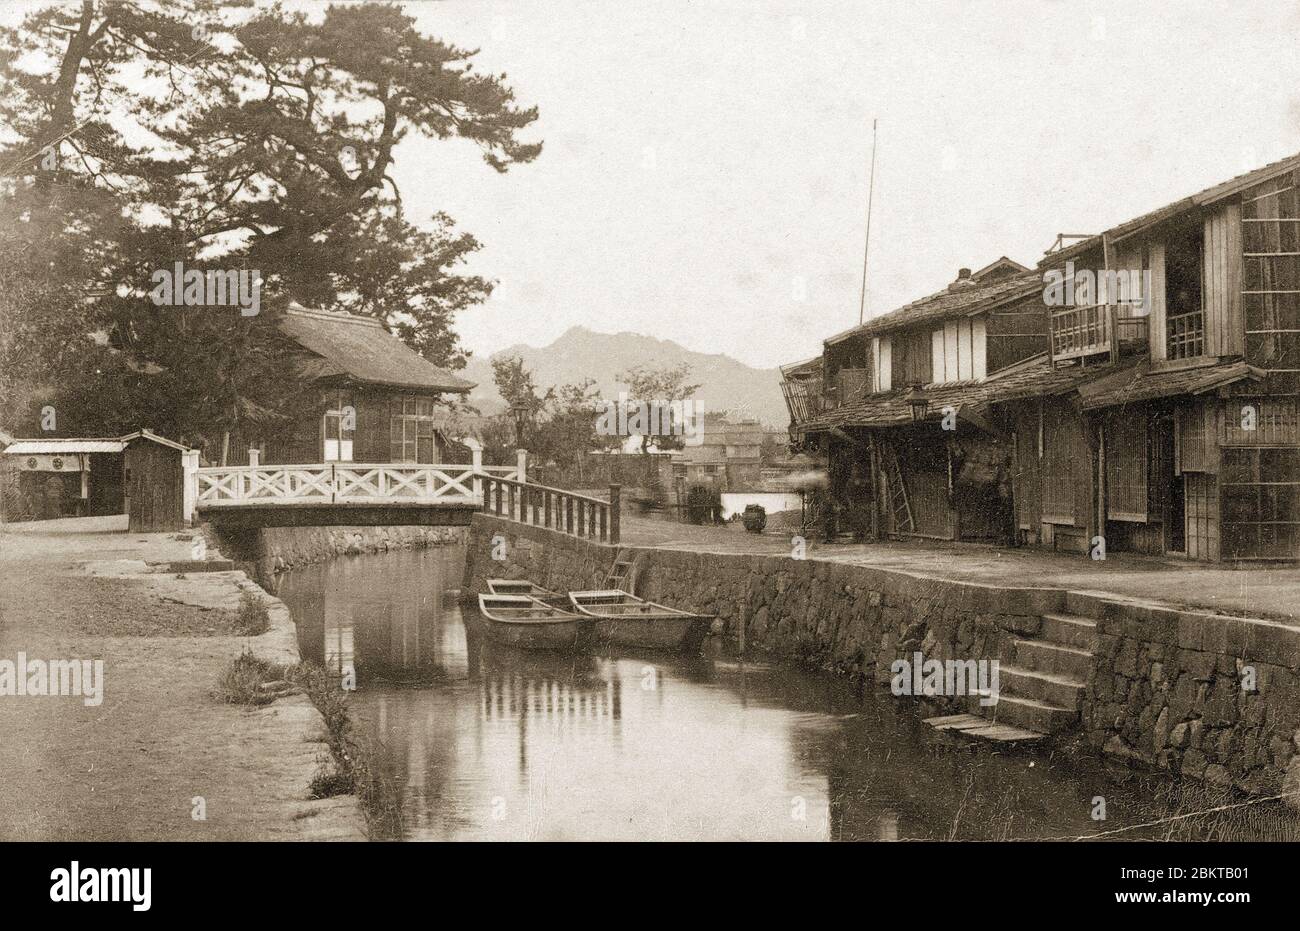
[[397, 0, 1300, 368], [13, 1, 1300, 368]]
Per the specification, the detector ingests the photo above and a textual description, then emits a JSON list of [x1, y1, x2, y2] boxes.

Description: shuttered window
[[1041, 406, 1077, 524], [1105, 414, 1148, 522]]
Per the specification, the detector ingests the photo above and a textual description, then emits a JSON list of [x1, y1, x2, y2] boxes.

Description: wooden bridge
[[193, 456, 619, 543]]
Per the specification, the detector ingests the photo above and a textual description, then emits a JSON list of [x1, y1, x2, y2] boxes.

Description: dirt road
[[0, 515, 363, 841]]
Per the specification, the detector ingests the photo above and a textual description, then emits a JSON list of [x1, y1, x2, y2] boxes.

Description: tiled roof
[[802, 354, 1266, 432], [801, 354, 1099, 431], [1077, 359, 1265, 411], [1039, 150, 1300, 268], [824, 272, 1041, 345], [278, 304, 475, 393]]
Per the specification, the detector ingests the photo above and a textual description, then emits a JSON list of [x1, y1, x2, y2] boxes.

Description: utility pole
[[858, 118, 878, 325]]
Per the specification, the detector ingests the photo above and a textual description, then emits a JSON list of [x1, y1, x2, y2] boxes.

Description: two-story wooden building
[[784, 153, 1300, 562], [222, 303, 476, 467]]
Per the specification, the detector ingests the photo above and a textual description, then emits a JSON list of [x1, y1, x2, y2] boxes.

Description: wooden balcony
[[1050, 304, 1149, 365], [781, 377, 826, 424]]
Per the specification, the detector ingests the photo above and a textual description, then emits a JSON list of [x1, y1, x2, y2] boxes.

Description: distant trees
[[479, 356, 618, 479], [616, 363, 701, 454]]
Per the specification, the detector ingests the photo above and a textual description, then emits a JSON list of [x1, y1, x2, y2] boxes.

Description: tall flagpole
[[858, 118, 878, 325]]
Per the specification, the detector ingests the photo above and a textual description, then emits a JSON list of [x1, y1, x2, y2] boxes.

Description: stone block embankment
[[463, 514, 1300, 803], [208, 523, 465, 587]]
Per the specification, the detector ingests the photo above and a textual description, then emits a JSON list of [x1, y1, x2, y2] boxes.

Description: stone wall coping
[[470, 515, 1300, 664]]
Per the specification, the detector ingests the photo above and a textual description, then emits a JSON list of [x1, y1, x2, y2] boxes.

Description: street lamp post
[[510, 400, 530, 449]]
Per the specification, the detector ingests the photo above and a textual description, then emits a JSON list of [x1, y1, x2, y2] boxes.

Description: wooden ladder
[[878, 440, 914, 535], [603, 549, 637, 592]]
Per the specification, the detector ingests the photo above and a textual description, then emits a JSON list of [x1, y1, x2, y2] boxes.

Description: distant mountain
[[459, 326, 787, 428]]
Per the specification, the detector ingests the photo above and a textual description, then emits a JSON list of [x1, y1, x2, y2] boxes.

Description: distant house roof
[[824, 269, 1041, 346], [119, 429, 194, 452], [971, 256, 1030, 280], [4, 430, 198, 455], [1040, 150, 1300, 267], [278, 304, 475, 394], [3, 438, 127, 455]]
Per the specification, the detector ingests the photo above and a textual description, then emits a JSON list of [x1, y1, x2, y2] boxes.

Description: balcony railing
[[1050, 304, 1149, 365], [781, 378, 825, 424], [1166, 310, 1205, 360]]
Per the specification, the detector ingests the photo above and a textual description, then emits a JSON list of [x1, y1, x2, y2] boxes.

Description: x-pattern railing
[[194, 462, 515, 507]]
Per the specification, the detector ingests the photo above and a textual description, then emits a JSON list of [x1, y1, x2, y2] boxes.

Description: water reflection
[[290, 553, 467, 685], [276, 547, 1300, 842]]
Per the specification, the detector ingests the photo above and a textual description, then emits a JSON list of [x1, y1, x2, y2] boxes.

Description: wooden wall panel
[[1148, 240, 1167, 361], [1203, 203, 1244, 358]]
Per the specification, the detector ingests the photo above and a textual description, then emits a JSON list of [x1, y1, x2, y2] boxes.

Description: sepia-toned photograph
[[0, 0, 1295, 909]]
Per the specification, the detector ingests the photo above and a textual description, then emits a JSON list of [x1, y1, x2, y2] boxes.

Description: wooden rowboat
[[477, 593, 597, 651], [485, 578, 569, 607], [568, 589, 714, 653]]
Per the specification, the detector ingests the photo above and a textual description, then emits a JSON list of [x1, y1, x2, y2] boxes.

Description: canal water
[[275, 546, 1298, 842]]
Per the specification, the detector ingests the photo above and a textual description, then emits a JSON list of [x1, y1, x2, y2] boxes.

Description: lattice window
[[1221, 447, 1300, 559], [390, 396, 439, 463], [1220, 398, 1300, 446]]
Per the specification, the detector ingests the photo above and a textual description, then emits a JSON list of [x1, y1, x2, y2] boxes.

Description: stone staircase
[[925, 610, 1098, 743]]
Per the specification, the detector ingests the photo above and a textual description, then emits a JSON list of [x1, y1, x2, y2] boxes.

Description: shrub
[[685, 484, 721, 524]]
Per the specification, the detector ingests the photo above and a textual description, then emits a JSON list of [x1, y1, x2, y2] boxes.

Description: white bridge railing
[[195, 462, 521, 508]]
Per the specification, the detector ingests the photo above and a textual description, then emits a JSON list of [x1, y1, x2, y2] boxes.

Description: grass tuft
[[215, 650, 284, 706], [288, 662, 406, 840], [235, 591, 271, 636]]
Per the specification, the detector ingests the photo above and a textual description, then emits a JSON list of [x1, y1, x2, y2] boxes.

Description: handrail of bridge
[[479, 474, 620, 545], [194, 462, 522, 507]]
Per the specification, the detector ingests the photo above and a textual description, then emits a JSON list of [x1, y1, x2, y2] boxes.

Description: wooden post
[[248, 448, 259, 468], [565, 496, 573, 534], [948, 447, 961, 542], [471, 445, 483, 502], [1095, 418, 1107, 551], [1107, 303, 1119, 365], [544, 490, 552, 528], [516, 448, 527, 485], [609, 484, 621, 545]]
